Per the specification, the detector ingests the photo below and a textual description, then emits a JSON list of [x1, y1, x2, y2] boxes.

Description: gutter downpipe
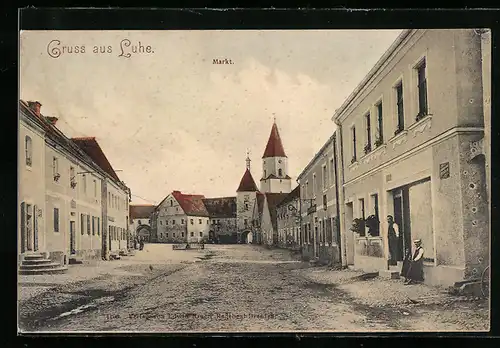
[[332, 131, 342, 268], [296, 178, 303, 260], [334, 119, 348, 269]]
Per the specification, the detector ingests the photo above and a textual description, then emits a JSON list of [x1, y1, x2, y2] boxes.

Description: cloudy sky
[[20, 29, 402, 204]]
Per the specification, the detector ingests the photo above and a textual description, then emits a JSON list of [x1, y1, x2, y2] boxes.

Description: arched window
[[25, 136, 32, 166], [278, 168, 282, 177]]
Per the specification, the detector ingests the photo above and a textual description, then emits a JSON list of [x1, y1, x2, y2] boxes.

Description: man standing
[[387, 215, 400, 266]]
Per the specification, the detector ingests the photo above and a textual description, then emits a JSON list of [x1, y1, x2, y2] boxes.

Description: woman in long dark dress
[[405, 239, 425, 285], [400, 247, 412, 282]]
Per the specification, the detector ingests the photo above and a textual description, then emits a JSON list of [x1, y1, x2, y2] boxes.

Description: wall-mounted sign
[[440, 162, 450, 179]]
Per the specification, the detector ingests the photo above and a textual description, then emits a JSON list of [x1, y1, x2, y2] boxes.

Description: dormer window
[[278, 168, 283, 177]]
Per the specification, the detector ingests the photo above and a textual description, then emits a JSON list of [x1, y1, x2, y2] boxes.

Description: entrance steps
[[19, 253, 68, 275]]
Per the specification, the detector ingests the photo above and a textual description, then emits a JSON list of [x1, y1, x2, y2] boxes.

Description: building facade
[[19, 100, 131, 265], [297, 134, 342, 265], [333, 29, 489, 287], [236, 155, 259, 243], [156, 191, 210, 243], [203, 197, 237, 243], [129, 204, 156, 243], [276, 186, 301, 249]]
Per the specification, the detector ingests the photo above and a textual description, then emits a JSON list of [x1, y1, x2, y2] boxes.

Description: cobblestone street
[[18, 244, 489, 333]]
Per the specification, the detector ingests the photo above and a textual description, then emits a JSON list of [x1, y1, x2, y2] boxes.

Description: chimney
[[45, 116, 59, 126], [27, 101, 42, 117]]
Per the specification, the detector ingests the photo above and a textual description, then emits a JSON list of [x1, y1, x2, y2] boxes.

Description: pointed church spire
[[262, 120, 287, 158], [246, 149, 251, 170]]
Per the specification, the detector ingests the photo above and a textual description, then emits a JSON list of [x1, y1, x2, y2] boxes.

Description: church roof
[[262, 122, 287, 158], [202, 197, 237, 218], [236, 168, 259, 192]]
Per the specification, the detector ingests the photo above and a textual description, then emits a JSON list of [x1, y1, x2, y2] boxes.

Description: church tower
[[260, 120, 292, 194], [236, 151, 259, 241]]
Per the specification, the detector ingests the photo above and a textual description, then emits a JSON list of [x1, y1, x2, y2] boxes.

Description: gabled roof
[[130, 204, 156, 219], [202, 197, 237, 218], [171, 190, 209, 217], [71, 137, 120, 182], [237, 168, 259, 192], [276, 185, 300, 207], [262, 121, 287, 158], [265, 193, 290, 231]]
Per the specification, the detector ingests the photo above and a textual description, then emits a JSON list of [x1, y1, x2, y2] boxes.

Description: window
[[166, 233, 169, 238], [359, 198, 365, 220], [87, 215, 91, 235], [395, 81, 404, 132], [52, 157, 59, 180], [138, 220, 142, 225], [351, 126, 357, 162], [278, 168, 282, 177], [416, 59, 428, 119], [160, 220, 163, 225], [245, 203, 249, 210], [330, 159, 334, 185], [70, 167, 75, 188], [376, 101, 383, 145], [108, 192, 111, 206], [322, 165, 327, 190], [207, 220, 209, 224], [191, 232, 194, 237], [306, 181, 309, 198], [82, 174, 87, 193], [264, 169, 267, 178], [148, 219, 151, 224], [323, 194, 327, 208], [25, 136, 32, 166], [170, 200, 173, 207], [244, 219, 248, 226], [365, 112, 372, 153], [92, 216, 95, 235], [93, 180, 97, 197], [199, 232, 203, 237], [312, 174, 316, 196], [80, 214, 85, 235], [199, 219, 202, 224], [181, 232, 185, 237], [181, 219, 185, 224], [160, 233, 163, 238], [53, 208, 59, 232], [97, 217, 100, 235], [173, 232, 176, 238], [172, 220, 176, 224], [190, 219, 194, 225]]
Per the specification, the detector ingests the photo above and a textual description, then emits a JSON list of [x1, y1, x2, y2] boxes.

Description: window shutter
[[20, 202, 26, 253], [87, 215, 91, 234]]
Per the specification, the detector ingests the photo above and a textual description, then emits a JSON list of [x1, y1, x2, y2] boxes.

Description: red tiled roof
[[172, 191, 209, 217], [262, 122, 287, 158], [236, 168, 259, 192], [130, 204, 156, 219], [71, 137, 120, 182], [202, 197, 237, 218]]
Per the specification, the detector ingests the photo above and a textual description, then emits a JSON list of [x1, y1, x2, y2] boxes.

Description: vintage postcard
[[18, 26, 491, 333]]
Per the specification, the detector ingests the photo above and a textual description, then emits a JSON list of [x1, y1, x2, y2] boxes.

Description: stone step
[[21, 258, 53, 265], [19, 266, 68, 275], [19, 262, 63, 270], [23, 254, 47, 261], [379, 270, 400, 279]]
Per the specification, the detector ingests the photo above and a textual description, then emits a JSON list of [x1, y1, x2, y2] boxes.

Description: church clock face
[[278, 159, 282, 164]]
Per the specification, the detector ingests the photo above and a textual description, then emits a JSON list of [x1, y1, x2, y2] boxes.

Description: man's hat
[[413, 239, 422, 244]]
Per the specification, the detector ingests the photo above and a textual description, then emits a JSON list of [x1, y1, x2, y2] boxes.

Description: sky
[[20, 29, 402, 204]]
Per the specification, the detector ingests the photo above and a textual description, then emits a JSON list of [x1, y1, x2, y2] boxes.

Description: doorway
[[392, 188, 411, 262], [70, 220, 76, 255]]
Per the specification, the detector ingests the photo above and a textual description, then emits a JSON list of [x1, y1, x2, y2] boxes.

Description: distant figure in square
[[387, 215, 400, 266], [404, 239, 425, 285]]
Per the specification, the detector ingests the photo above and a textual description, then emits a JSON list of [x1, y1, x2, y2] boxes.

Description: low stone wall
[[49, 251, 65, 265]]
